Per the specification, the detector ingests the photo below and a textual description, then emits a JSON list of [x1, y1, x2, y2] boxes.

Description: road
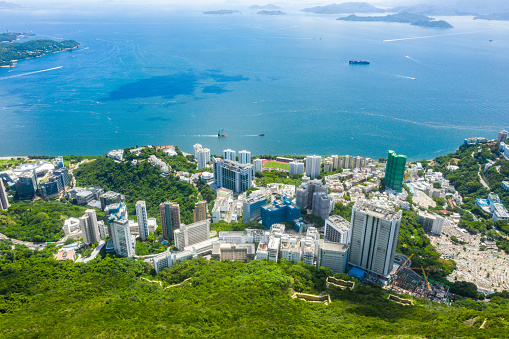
[[76, 240, 105, 263]]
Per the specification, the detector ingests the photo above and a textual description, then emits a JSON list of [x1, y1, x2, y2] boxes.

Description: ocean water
[[0, 7, 508, 160]]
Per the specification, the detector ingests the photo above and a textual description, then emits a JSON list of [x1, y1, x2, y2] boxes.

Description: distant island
[[257, 10, 285, 16], [249, 4, 281, 10], [390, 4, 475, 16], [474, 12, 509, 21], [0, 1, 20, 9], [0, 33, 80, 67], [337, 13, 453, 29], [203, 10, 241, 15], [302, 2, 385, 14]]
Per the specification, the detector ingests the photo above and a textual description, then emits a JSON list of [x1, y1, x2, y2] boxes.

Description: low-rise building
[[417, 211, 445, 235], [317, 241, 348, 273], [174, 220, 210, 251], [107, 149, 124, 161], [211, 242, 256, 262], [152, 251, 195, 274], [211, 188, 233, 223]]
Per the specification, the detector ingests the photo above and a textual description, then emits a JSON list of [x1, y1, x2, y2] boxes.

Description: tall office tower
[[253, 159, 263, 172], [498, 130, 508, 143], [159, 201, 181, 240], [193, 143, 203, 160], [384, 150, 407, 193], [197, 147, 211, 170], [193, 200, 208, 223], [305, 155, 321, 178], [223, 149, 236, 162], [289, 161, 305, 175], [296, 180, 328, 209], [212, 157, 254, 194], [348, 201, 402, 277], [0, 179, 9, 210], [174, 220, 211, 250], [239, 150, 251, 164], [136, 201, 149, 241], [311, 191, 334, 220], [110, 218, 134, 257], [79, 209, 100, 245]]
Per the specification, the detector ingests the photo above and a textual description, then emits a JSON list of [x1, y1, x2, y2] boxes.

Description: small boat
[[259, 133, 264, 136], [349, 60, 370, 65], [218, 129, 227, 137]]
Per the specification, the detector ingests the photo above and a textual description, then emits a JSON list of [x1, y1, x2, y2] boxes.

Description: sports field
[[262, 161, 289, 171]]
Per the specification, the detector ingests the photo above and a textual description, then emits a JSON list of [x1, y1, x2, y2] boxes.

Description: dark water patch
[[102, 72, 200, 101], [204, 71, 249, 83], [202, 85, 230, 94], [146, 116, 170, 122]]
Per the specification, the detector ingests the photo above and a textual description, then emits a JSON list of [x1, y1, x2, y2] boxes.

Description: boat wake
[[0, 66, 63, 80], [395, 75, 416, 80]]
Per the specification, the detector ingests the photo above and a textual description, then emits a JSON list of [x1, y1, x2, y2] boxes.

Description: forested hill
[[0, 38, 79, 67], [1, 248, 509, 337]]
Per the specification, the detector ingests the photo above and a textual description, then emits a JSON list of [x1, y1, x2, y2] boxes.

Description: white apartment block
[[239, 150, 251, 164], [305, 155, 321, 178], [79, 209, 100, 246], [324, 215, 351, 244], [136, 200, 149, 241], [289, 161, 304, 175], [110, 218, 135, 258], [197, 148, 211, 170], [223, 149, 236, 162], [253, 158, 263, 172], [174, 220, 211, 250]]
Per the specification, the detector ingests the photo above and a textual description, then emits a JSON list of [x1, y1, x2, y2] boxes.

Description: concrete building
[[63, 217, 80, 235], [311, 191, 334, 220], [100, 191, 123, 211], [107, 149, 124, 161], [289, 161, 304, 175], [317, 241, 349, 273], [223, 149, 236, 162], [109, 218, 134, 257], [502, 181, 509, 192], [136, 201, 149, 241], [174, 220, 210, 250], [243, 194, 268, 222], [253, 159, 263, 172], [40, 167, 71, 197], [152, 251, 194, 274], [296, 180, 328, 209], [196, 147, 210, 170], [348, 200, 402, 278], [417, 211, 445, 235], [324, 215, 351, 244], [193, 200, 208, 223], [498, 130, 508, 143], [279, 235, 301, 263], [212, 158, 254, 194], [267, 237, 280, 262], [193, 143, 203, 160], [0, 179, 9, 210], [305, 155, 321, 178], [211, 242, 256, 262], [261, 198, 301, 229], [159, 201, 181, 240], [255, 242, 269, 260], [239, 150, 251, 164], [384, 150, 407, 193], [79, 209, 101, 246]]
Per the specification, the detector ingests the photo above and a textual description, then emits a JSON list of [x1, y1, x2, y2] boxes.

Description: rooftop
[[320, 241, 348, 252], [326, 215, 351, 232], [355, 200, 401, 221]]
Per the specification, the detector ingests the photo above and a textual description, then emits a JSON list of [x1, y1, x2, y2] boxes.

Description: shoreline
[[0, 44, 80, 68]]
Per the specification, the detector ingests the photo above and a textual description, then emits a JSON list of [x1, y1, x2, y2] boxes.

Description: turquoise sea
[[0, 5, 508, 160]]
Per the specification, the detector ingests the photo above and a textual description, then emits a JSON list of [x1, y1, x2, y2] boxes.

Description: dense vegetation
[[254, 170, 303, 187], [0, 201, 90, 242], [0, 39, 80, 66], [74, 157, 198, 224], [1, 249, 509, 337]]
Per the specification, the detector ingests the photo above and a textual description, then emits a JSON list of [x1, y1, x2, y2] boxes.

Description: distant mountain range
[[0, 1, 20, 9], [390, 4, 475, 16], [302, 2, 385, 14], [203, 10, 241, 15], [249, 4, 282, 10], [474, 12, 509, 21], [337, 12, 453, 29]]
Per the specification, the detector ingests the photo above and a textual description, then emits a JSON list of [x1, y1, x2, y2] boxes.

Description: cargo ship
[[218, 129, 227, 137], [349, 60, 370, 65]]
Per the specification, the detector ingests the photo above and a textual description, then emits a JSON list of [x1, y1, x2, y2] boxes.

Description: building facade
[[174, 220, 210, 250], [253, 159, 263, 172], [317, 241, 348, 273], [384, 150, 407, 193], [193, 200, 208, 223], [136, 201, 149, 241], [296, 180, 328, 209], [243, 194, 268, 222], [289, 161, 304, 175], [305, 155, 321, 178], [311, 191, 334, 220], [260, 198, 301, 229], [348, 201, 402, 278], [223, 149, 236, 162], [212, 158, 254, 194], [324, 215, 351, 244], [239, 150, 251, 164], [110, 218, 134, 257], [159, 201, 181, 240], [498, 130, 508, 143], [0, 179, 9, 211], [196, 147, 210, 170], [79, 209, 101, 245]]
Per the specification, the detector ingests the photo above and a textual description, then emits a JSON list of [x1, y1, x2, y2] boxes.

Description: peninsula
[[0, 33, 80, 67], [257, 10, 286, 16], [337, 13, 453, 28]]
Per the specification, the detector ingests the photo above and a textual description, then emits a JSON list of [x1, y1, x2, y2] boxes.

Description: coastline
[[0, 45, 80, 68]]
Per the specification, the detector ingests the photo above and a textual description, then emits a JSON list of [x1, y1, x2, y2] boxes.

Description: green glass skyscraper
[[384, 150, 406, 193]]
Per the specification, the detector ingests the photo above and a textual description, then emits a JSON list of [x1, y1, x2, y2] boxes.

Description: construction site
[[387, 254, 451, 305]]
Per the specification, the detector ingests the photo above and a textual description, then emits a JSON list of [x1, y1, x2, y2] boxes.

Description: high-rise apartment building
[[348, 201, 402, 277], [324, 215, 351, 244], [174, 220, 210, 250], [136, 201, 149, 241], [239, 150, 251, 164], [384, 150, 406, 193], [196, 147, 210, 170], [498, 130, 508, 143], [253, 159, 263, 172], [305, 155, 321, 178], [0, 179, 9, 211], [79, 209, 101, 245], [212, 158, 254, 194], [243, 194, 268, 222], [311, 191, 334, 220], [110, 218, 134, 257], [159, 201, 181, 240], [296, 180, 328, 209], [289, 161, 304, 175], [193, 200, 208, 223], [193, 143, 203, 160], [223, 149, 236, 162]]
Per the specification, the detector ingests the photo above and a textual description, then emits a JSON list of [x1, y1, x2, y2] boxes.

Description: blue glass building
[[260, 198, 301, 229]]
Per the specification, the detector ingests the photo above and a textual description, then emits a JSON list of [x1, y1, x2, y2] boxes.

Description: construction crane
[[408, 267, 438, 271], [421, 266, 432, 296], [391, 253, 414, 286]]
